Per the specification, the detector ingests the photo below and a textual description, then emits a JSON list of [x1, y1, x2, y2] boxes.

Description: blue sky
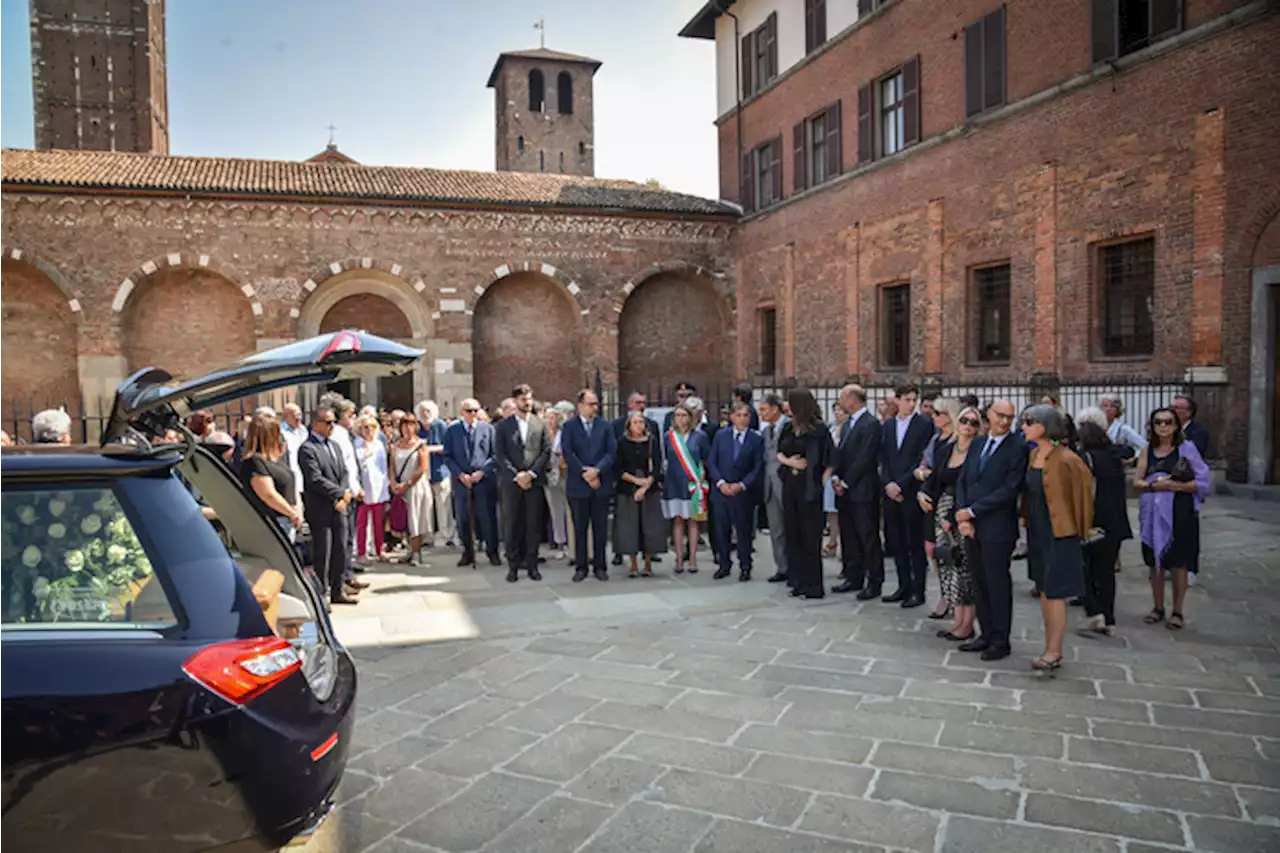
[[1, 0, 721, 197]]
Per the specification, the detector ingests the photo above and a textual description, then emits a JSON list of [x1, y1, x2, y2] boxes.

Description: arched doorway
[[618, 271, 732, 400], [319, 293, 416, 411], [1248, 210, 1280, 483], [473, 271, 582, 406], [123, 267, 256, 379], [1, 257, 80, 433]]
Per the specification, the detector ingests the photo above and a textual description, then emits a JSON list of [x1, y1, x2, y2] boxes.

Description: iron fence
[[1, 395, 263, 445]]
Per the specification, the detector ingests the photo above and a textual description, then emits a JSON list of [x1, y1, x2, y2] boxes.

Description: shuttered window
[[744, 137, 783, 213], [857, 0, 889, 15], [805, 0, 827, 54], [742, 13, 779, 97], [759, 307, 778, 375], [1092, 0, 1183, 64], [881, 283, 911, 369], [964, 6, 1006, 118], [1099, 237, 1156, 357], [793, 101, 842, 193], [858, 56, 920, 163], [971, 264, 1012, 363]]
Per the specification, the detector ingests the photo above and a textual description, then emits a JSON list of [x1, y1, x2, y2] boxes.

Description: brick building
[[680, 0, 1280, 482], [1, 1, 738, 422]]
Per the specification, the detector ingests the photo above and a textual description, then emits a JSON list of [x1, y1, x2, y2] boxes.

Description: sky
[[0, 0, 722, 198]]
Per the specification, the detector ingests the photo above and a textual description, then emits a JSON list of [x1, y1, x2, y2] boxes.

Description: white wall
[[713, 0, 861, 117]]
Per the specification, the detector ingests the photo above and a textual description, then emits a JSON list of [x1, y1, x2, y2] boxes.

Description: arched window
[[528, 69, 545, 112], [557, 71, 573, 115]]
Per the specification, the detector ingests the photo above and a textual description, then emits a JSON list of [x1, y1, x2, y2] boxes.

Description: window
[[1098, 237, 1155, 357], [971, 263, 1012, 363], [741, 136, 783, 213], [528, 69, 545, 112], [805, 0, 827, 54], [1, 486, 173, 627], [793, 101, 842, 193], [881, 283, 911, 368], [1092, 0, 1183, 64], [517, 135, 524, 152], [758, 306, 778, 375], [857, 0, 891, 15], [740, 12, 778, 97], [539, 150, 545, 171], [964, 6, 1006, 117], [858, 57, 920, 163], [557, 71, 573, 115], [558, 151, 565, 172], [578, 141, 586, 156]]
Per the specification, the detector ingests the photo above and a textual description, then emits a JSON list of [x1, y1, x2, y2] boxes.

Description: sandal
[[628, 569, 639, 579], [642, 568, 653, 578], [822, 543, 838, 558], [1167, 612, 1184, 631], [1143, 608, 1165, 625], [1032, 655, 1064, 671], [674, 565, 685, 575]]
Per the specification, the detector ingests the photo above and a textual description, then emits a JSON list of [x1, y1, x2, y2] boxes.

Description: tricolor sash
[[669, 429, 707, 516]]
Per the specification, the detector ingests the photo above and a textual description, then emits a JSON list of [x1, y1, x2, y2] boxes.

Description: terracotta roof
[[1, 148, 735, 217], [486, 47, 602, 87], [306, 144, 359, 165]]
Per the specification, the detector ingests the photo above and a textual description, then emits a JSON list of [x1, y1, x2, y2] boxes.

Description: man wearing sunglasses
[[298, 407, 357, 605], [443, 398, 501, 568], [830, 384, 884, 599]]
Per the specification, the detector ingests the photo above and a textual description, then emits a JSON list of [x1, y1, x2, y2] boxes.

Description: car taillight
[[183, 636, 302, 705]]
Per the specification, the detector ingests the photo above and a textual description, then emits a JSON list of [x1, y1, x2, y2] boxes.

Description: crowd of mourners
[[9, 381, 1212, 673]]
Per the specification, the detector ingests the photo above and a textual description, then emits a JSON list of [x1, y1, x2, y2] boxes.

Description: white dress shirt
[[329, 423, 361, 494], [895, 414, 912, 448], [517, 413, 529, 445]]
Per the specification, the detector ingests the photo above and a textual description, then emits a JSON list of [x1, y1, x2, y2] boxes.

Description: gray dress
[[1026, 468, 1085, 600]]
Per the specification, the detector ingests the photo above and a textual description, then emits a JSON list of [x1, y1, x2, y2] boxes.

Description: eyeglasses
[[319, 417, 336, 425], [991, 411, 1014, 420], [1153, 418, 1176, 426], [462, 407, 477, 414], [958, 417, 980, 427]]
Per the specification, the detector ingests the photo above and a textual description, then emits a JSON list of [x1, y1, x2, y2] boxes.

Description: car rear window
[[1, 486, 177, 628]]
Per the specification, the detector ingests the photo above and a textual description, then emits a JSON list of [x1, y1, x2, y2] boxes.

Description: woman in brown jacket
[[1020, 403, 1094, 673]]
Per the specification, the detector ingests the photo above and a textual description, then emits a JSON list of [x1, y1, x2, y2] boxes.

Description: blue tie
[[733, 431, 742, 462], [979, 438, 996, 472], [585, 419, 593, 439]]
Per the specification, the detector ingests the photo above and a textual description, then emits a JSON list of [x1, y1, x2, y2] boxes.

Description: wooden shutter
[[963, 18, 983, 117], [741, 32, 754, 96], [766, 13, 778, 81], [1091, 0, 1118, 64], [805, 0, 816, 53], [902, 55, 921, 147], [857, 0, 874, 16], [1150, 0, 1182, 41], [825, 100, 842, 178], [815, 0, 826, 46], [857, 83, 874, 163], [771, 137, 784, 203], [983, 6, 1006, 111], [793, 121, 808, 193], [741, 150, 755, 212]]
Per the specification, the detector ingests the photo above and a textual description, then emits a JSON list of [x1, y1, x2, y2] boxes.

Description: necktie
[[733, 431, 742, 462], [585, 419, 593, 439], [466, 425, 474, 456], [840, 418, 851, 445], [980, 437, 996, 472]]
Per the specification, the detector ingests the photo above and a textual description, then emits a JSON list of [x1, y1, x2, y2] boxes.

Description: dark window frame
[[878, 69, 905, 158], [556, 71, 573, 115], [964, 5, 1006, 118], [741, 13, 778, 98], [1096, 235, 1156, 359], [880, 282, 912, 369], [758, 305, 778, 375], [793, 101, 842, 193], [1092, 0, 1184, 64], [743, 136, 783, 213], [969, 262, 1013, 364], [528, 69, 545, 113], [858, 56, 920, 164], [805, 0, 827, 54]]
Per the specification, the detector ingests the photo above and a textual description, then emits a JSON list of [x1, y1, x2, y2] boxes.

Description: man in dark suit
[[732, 382, 761, 431], [495, 383, 551, 583], [612, 391, 661, 567], [706, 402, 764, 581], [955, 399, 1026, 662], [561, 388, 617, 582], [662, 382, 697, 433], [830, 384, 885, 599], [1172, 395, 1210, 457], [880, 384, 934, 608], [443, 397, 501, 568], [297, 407, 357, 605]]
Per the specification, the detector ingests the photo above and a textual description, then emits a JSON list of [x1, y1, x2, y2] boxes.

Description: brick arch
[[1, 254, 81, 412], [1, 246, 82, 316], [612, 260, 734, 315], [295, 266, 433, 341], [111, 251, 259, 316], [1228, 189, 1280, 272], [294, 256, 427, 320], [469, 261, 588, 315], [1251, 209, 1280, 269]]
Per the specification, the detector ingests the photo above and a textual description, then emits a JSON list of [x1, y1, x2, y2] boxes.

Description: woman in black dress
[[1074, 410, 1133, 637], [240, 412, 302, 541], [615, 411, 665, 577], [919, 404, 979, 642], [777, 389, 835, 599]]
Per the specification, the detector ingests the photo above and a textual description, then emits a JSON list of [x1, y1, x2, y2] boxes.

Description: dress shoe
[[856, 587, 882, 601], [803, 591, 825, 600], [901, 595, 926, 609], [767, 572, 789, 583], [958, 638, 990, 653], [458, 554, 476, 568], [713, 567, 732, 580], [1069, 597, 1085, 607], [488, 553, 503, 567], [831, 580, 862, 594], [346, 577, 370, 590], [981, 646, 1012, 661], [330, 592, 359, 605], [882, 589, 907, 603], [612, 553, 624, 566], [593, 568, 609, 581], [572, 569, 588, 583], [506, 568, 518, 583], [528, 567, 542, 581], [343, 583, 363, 597], [652, 554, 664, 563], [789, 587, 804, 597], [351, 563, 367, 574], [739, 570, 751, 582], [938, 630, 975, 641]]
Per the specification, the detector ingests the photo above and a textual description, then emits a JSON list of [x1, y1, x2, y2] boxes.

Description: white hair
[[685, 396, 705, 413], [1075, 406, 1108, 432], [1097, 393, 1124, 415], [32, 408, 71, 443], [417, 399, 439, 422]]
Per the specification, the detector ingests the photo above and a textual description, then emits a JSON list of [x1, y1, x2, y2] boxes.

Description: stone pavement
[[306, 496, 1280, 853]]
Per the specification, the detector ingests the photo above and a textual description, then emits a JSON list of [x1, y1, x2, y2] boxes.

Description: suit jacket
[[495, 414, 550, 487], [760, 417, 788, 503], [561, 416, 618, 499], [1184, 421, 1210, 458], [707, 427, 764, 500], [297, 432, 349, 521], [443, 420, 498, 489], [834, 409, 882, 503], [956, 431, 1028, 543], [881, 413, 934, 494]]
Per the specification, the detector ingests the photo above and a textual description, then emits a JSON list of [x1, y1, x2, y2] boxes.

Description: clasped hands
[[582, 466, 601, 490], [718, 480, 746, 497]]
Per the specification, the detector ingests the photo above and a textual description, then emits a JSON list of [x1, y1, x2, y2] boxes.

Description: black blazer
[[495, 414, 551, 487], [833, 411, 882, 503], [1083, 444, 1133, 540], [297, 433, 349, 522], [955, 431, 1028, 543], [881, 413, 934, 494], [1184, 421, 1210, 458]]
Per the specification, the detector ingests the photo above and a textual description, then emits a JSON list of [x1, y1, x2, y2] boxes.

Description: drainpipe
[[713, 0, 743, 208]]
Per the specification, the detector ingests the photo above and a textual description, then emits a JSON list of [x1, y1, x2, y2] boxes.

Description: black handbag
[[1170, 455, 1194, 482]]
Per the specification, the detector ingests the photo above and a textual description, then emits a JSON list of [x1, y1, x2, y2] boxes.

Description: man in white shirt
[[323, 395, 366, 573], [280, 402, 307, 505]]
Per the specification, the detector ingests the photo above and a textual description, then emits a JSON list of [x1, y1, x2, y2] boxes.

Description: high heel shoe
[[1032, 655, 1063, 672]]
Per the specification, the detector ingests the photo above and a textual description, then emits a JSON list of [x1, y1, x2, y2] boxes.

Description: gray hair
[[32, 408, 72, 444], [1075, 406, 1108, 432], [1022, 403, 1068, 441], [254, 405, 276, 418], [1098, 393, 1124, 415], [685, 396, 704, 413], [553, 400, 576, 420], [417, 399, 439, 422], [760, 391, 784, 410]]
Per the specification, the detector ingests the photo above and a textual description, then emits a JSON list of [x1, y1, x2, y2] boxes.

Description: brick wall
[[473, 271, 585, 404], [494, 57, 595, 177], [0, 257, 80, 411], [319, 293, 413, 338], [618, 272, 734, 393]]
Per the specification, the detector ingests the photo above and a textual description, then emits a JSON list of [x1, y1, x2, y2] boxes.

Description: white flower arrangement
[[18, 507, 37, 525], [80, 514, 102, 535], [47, 523, 67, 540]]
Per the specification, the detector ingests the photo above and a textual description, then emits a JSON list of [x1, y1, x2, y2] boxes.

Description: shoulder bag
[[388, 443, 420, 533]]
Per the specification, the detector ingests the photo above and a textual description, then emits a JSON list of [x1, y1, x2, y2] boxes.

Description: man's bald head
[[839, 384, 867, 412], [987, 399, 1016, 437]]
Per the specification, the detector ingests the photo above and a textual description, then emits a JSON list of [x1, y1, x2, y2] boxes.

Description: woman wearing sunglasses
[[1020, 403, 1094, 673], [1134, 406, 1210, 631]]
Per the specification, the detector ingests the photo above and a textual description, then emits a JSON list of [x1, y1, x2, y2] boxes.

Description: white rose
[[80, 514, 103, 535], [107, 544, 128, 564], [21, 545, 42, 568], [18, 506, 37, 525], [47, 523, 67, 540], [64, 550, 85, 572], [47, 499, 66, 518], [32, 577, 50, 599], [86, 540, 105, 558]]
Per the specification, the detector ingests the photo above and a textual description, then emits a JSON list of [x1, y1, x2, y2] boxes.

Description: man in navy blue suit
[[560, 388, 617, 582], [443, 397, 501, 568], [707, 402, 764, 581], [955, 399, 1026, 662], [880, 385, 934, 608]]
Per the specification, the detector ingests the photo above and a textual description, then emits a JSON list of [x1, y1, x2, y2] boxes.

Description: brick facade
[[491, 50, 598, 177]]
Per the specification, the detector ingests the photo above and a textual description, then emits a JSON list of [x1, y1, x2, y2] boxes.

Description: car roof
[[1, 443, 183, 481]]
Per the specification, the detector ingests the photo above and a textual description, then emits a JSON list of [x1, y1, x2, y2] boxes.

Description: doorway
[[1248, 268, 1280, 484], [379, 372, 415, 413]]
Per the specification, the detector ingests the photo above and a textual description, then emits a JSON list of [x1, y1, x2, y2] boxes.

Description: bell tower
[[29, 0, 169, 154], [487, 47, 600, 177]]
